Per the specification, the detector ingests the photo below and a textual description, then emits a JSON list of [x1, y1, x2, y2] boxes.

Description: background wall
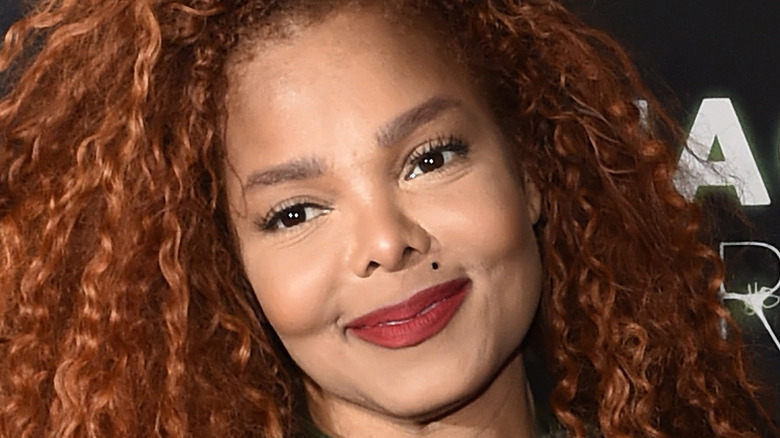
[[0, 1, 20, 38], [569, 0, 780, 423], [2, 0, 779, 425]]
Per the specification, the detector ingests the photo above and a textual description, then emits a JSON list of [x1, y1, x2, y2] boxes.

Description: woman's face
[[224, 6, 543, 422]]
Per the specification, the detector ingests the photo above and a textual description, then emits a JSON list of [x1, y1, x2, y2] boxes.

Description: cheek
[[432, 169, 542, 330], [430, 169, 537, 264], [484, 199, 539, 271], [240, 237, 341, 337]]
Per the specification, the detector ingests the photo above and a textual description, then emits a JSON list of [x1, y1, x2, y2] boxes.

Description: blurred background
[[2, 0, 779, 426]]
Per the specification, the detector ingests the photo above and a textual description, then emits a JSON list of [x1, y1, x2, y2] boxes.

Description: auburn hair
[[0, 0, 773, 436]]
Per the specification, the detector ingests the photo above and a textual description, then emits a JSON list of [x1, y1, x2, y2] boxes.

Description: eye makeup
[[255, 134, 470, 233], [404, 135, 469, 180], [256, 197, 331, 232]]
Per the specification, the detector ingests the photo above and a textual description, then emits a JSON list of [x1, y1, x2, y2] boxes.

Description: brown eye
[[406, 137, 469, 180], [280, 205, 307, 228], [418, 151, 446, 173], [264, 203, 329, 231], [407, 148, 462, 180]]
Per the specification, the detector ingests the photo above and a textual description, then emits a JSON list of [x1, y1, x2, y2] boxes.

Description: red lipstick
[[346, 278, 471, 349]]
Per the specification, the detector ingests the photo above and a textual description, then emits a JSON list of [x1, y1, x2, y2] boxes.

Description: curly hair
[[0, 0, 774, 436]]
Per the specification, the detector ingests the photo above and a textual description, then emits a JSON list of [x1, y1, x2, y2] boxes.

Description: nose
[[347, 199, 431, 277]]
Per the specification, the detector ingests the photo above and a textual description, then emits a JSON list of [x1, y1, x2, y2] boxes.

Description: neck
[[308, 352, 538, 438]]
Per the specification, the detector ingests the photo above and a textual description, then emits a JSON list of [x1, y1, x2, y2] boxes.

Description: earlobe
[[524, 177, 542, 225]]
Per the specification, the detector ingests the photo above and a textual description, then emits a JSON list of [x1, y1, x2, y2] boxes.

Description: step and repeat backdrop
[[2, 0, 779, 424], [571, 0, 780, 422]]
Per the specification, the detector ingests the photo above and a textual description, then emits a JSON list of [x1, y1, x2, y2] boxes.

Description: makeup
[[346, 278, 471, 348], [226, 6, 543, 430]]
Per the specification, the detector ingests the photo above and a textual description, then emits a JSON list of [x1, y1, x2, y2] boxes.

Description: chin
[[363, 359, 497, 422], [370, 390, 475, 423]]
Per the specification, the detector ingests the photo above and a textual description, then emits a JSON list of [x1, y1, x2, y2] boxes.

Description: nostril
[[351, 215, 432, 277], [366, 260, 380, 276]]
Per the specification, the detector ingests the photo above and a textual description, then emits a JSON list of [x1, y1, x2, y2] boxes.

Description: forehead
[[223, 7, 482, 165], [226, 5, 462, 109]]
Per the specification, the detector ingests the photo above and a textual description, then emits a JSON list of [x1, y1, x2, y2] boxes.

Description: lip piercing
[[431, 262, 439, 270]]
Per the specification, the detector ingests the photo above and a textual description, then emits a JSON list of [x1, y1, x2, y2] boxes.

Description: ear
[[524, 176, 542, 225]]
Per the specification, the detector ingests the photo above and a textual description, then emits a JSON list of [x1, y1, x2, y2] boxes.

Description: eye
[[260, 202, 330, 231], [406, 136, 469, 180]]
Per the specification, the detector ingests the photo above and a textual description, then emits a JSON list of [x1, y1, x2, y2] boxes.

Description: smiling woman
[[0, 0, 775, 437], [224, 10, 542, 435]]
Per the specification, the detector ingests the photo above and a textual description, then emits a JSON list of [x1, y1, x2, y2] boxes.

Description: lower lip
[[348, 281, 470, 349]]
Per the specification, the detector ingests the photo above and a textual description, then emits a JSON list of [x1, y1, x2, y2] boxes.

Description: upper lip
[[346, 278, 471, 329]]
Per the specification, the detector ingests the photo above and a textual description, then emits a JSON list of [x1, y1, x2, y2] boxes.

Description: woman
[[0, 0, 774, 436]]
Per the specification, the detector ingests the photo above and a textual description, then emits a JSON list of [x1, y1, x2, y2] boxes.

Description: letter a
[[675, 98, 770, 206]]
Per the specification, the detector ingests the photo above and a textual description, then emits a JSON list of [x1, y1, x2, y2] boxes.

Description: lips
[[346, 277, 471, 349]]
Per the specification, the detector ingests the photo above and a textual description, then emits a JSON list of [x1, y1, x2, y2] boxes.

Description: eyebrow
[[242, 95, 461, 191], [243, 156, 326, 191], [375, 96, 461, 148]]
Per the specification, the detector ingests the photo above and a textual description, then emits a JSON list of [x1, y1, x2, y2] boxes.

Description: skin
[[225, 7, 544, 438]]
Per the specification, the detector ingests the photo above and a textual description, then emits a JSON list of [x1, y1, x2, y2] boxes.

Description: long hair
[[0, 0, 773, 436]]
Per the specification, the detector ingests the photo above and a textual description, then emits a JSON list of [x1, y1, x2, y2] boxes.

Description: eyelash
[[405, 135, 469, 180], [256, 198, 330, 232], [258, 135, 470, 232]]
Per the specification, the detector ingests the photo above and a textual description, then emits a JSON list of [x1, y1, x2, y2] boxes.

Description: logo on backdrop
[[720, 241, 780, 352], [675, 98, 771, 206]]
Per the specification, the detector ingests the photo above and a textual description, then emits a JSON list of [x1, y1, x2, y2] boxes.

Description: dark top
[[294, 418, 562, 438]]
